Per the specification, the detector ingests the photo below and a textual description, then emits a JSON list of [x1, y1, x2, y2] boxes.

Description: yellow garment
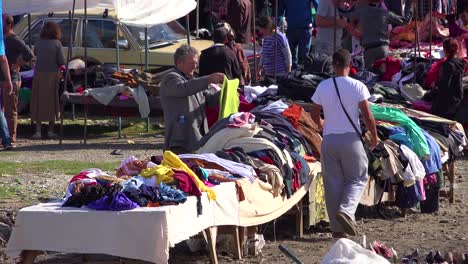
[[140, 165, 175, 185], [162, 151, 216, 200]]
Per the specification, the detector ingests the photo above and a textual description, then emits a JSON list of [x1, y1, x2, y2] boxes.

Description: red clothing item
[[205, 106, 220, 128], [373, 57, 401, 81], [70, 172, 89, 183], [173, 169, 202, 197], [425, 58, 468, 87]]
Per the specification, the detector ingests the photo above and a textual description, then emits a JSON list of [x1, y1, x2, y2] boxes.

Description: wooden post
[[274, 0, 278, 81], [205, 227, 218, 264], [83, 0, 88, 144], [295, 199, 304, 238], [252, 0, 258, 83], [448, 162, 455, 204]]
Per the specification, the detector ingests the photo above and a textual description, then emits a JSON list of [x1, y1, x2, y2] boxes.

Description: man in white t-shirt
[[310, 49, 378, 238]]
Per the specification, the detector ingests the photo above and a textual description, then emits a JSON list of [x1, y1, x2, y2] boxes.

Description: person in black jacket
[[432, 38, 466, 120], [199, 27, 244, 85]]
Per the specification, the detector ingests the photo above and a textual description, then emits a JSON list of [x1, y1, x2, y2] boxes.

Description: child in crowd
[[256, 16, 292, 82], [432, 38, 466, 120], [343, 0, 411, 69]]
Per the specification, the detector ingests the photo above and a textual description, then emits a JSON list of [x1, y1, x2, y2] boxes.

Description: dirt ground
[[0, 135, 467, 264]]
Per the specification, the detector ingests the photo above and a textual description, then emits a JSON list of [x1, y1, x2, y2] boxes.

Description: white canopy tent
[[4, 0, 199, 143], [3, 0, 197, 28]]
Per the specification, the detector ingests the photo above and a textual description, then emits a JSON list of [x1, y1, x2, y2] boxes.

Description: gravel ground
[[0, 136, 466, 264]]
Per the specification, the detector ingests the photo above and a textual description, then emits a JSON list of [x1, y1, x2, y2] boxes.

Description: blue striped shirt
[[260, 31, 290, 77]]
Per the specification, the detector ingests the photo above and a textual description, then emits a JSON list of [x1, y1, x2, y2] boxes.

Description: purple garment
[[87, 192, 139, 211], [449, 22, 468, 52]]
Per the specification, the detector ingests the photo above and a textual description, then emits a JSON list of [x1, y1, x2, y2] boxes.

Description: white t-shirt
[[311, 76, 370, 136]]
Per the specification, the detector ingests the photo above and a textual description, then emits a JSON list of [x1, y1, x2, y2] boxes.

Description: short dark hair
[[174, 44, 199, 65], [443, 38, 459, 58], [257, 16, 273, 30], [3, 14, 13, 27], [213, 27, 228, 44], [40, 21, 61, 40], [332, 49, 352, 68]]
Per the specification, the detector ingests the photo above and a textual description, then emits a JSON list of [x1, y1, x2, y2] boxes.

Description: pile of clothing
[[62, 151, 260, 213], [198, 100, 322, 197], [362, 104, 466, 212]]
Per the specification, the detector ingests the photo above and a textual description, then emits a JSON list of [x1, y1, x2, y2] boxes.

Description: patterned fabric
[[308, 172, 329, 225]]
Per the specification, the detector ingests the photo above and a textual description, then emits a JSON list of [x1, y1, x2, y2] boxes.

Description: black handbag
[[332, 77, 382, 177]]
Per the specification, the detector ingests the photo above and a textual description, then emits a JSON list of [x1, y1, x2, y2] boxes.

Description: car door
[[74, 18, 142, 69]]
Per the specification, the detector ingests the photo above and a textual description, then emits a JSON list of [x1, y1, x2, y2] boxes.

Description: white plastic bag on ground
[[321, 238, 390, 264]]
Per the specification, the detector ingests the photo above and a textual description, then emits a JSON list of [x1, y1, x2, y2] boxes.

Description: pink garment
[[412, 101, 432, 113], [227, 112, 255, 128], [419, 180, 426, 201], [423, 173, 438, 186]]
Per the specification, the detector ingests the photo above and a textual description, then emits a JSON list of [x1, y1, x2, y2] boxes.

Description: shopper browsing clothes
[[1, 14, 34, 145], [0, 5, 13, 150], [220, 22, 251, 85], [310, 49, 378, 238], [431, 38, 466, 120], [30, 21, 66, 139], [257, 16, 292, 82], [433, 7, 468, 56], [342, 0, 411, 69], [160, 45, 224, 154]]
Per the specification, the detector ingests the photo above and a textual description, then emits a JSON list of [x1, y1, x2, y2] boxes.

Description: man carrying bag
[[310, 49, 379, 238]]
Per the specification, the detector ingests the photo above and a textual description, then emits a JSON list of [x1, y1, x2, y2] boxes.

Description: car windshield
[[126, 21, 187, 47]]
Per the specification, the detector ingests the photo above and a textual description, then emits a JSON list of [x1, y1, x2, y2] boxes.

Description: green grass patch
[[17, 116, 163, 138], [0, 160, 119, 176], [0, 185, 18, 199]]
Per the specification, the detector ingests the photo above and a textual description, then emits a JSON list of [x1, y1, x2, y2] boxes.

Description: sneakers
[[335, 212, 358, 236], [2, 144, 13, 151]]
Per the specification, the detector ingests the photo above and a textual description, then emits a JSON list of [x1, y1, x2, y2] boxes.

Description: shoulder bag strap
[[332, 77, 367, 146]]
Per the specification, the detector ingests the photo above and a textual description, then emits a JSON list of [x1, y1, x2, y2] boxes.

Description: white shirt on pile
[[311, 76, 370, 136]]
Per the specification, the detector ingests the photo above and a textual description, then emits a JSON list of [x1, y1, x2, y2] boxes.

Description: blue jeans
[[286, 28, 312, 68], [0, 109, 11, 147]]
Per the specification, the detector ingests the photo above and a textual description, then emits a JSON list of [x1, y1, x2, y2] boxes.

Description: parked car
[[14, 8, 215, 72]]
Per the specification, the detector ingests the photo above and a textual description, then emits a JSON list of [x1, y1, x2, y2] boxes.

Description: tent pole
[[253, 0, 257, 83], [27, 14, 32, 49], [196, 0, 200, 38], [145, 26, 150, 133], [60, 1, 76, 145], [429, 0, 433, 63], [145, 27, 149, 71], [413, 0, 417, 82], [115, 21, 122, 139], [333, 3, 337, 53], [83, 0, 88, 144], [186, 15, 191, 46], [274, 0, 278, 82]]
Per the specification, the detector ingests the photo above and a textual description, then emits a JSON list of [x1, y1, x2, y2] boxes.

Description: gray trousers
[[321, 133, 368, 233], [364, 45, 389, 69]]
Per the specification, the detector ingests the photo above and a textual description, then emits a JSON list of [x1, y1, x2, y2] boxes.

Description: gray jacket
[[160, 68, 218, 152], [344, 5, 410, 49]]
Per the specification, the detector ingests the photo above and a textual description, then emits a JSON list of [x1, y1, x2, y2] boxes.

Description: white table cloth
[[6, 182, 239, 264]]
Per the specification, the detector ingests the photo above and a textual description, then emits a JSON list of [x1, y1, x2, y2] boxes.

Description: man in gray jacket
[[160, 45, 224, 154]]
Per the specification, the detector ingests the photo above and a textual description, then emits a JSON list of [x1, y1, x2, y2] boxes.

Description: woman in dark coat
[[432, 38, 466, 120]]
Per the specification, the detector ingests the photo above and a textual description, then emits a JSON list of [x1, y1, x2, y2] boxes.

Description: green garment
[[218, 77, 240, 119], [370, 105, 430, 158]]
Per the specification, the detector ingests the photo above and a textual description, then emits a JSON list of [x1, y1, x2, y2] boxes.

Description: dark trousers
[[286, 28, 312, 68]]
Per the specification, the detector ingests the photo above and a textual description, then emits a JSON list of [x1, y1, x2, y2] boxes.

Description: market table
[[6, 182, 239, 264], [59, 92, 163, 143]]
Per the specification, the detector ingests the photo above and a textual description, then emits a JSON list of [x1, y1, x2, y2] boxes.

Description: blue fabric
[[0, 0, 4, 56], [279, 0, 313, 28], [388, 126, 416, 151], [421, 130, 442, 175], [158, 183, 187, 204], [87, 192, 139, 211], [395, 181, 423, 209], [286, 28, 312, 67], [120, 177, 144, 193], [0, 110, 11, 147]]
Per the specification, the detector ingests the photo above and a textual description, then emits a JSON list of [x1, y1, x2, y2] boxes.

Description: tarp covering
[[3, 0, 197, 27]]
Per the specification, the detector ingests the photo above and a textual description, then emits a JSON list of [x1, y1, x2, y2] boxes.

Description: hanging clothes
[[218, 77, 240, 119], [370, 105, 430, 157]]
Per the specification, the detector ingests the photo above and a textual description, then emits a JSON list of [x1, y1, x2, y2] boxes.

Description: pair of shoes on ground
[[32, 132, 58, 139]]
